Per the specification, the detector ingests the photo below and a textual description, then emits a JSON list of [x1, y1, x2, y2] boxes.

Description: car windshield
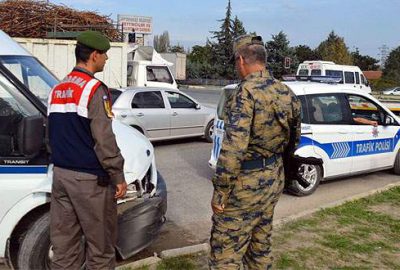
[[0, 56, 59, 105]]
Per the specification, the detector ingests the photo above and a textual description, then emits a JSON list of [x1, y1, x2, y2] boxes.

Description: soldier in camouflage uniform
[[209, 35, 301, 270]]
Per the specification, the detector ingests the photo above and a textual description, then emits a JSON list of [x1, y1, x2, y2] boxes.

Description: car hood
[[112, 120, 155, 185]]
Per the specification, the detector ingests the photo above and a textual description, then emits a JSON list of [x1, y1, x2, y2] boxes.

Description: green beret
[[233, 34, 264, 53], [77, 30, 110, 51]]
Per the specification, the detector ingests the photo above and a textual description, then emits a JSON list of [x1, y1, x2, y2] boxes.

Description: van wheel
[[17, 212, 52, 270], [287, 164, 322, 196], [394, 151, 400, 175], [17, 212, 85, 270], [204, 120, 214, 143]]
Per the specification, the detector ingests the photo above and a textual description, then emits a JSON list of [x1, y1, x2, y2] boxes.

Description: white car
[[210, 81, 400, 196], [383, 86, 400, 95], [112, 87, 215, 142]]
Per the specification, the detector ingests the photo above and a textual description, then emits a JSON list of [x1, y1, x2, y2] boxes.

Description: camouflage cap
[[77, 30, 110, 51], [233, 35, 264, 54]]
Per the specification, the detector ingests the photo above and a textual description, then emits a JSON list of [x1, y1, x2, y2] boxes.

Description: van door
[[305, 93, 353, 178], [0, 71, 47, 222], [345, 94, 399, 172]]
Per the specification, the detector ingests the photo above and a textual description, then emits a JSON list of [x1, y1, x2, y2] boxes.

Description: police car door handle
[[338, 129, 347, 134], [136, 113, 144, 117], [172, 112, 178, 116]]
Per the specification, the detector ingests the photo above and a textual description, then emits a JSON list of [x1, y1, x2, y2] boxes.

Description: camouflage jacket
[[212, 69, 301, 205]]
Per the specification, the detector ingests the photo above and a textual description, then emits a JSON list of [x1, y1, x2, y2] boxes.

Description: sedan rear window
[[132, 91, 165, 109]]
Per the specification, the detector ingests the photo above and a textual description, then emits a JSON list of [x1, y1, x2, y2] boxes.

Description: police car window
[[347, 95, 380, 123], [131, 91, 165, 109], [344, 72, 355, 84], [0, 73, 40, 156], [146, 66, 173, 84], [308, 95, 345, 124], [166, 92, 196, 109], [298, 96, 309, 124], [326, 70, 343, 83], [311, 69, 321, 76]]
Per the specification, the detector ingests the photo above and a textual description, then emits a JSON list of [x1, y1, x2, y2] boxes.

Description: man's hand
[[211, 202, 225, 214], [115, 181, 128, 199]]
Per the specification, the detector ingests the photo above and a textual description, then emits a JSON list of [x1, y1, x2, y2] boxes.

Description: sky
[[51, 0, 400, 60]]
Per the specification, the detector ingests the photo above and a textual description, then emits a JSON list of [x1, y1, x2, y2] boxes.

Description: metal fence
[[180, 78, 240, 86]]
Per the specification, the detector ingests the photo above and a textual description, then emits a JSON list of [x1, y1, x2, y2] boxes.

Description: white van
[[296, 61, 372, 93], [210, 81, 400, 196], [0, 31, 167, 269]]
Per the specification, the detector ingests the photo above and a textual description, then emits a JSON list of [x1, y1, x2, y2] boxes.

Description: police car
[[209, 78, 400, 196]]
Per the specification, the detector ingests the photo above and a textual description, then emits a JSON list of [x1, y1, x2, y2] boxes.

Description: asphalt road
[[129, 88, 400, 259]]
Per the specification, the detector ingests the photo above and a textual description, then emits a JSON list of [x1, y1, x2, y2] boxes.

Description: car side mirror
[[365, 80, 369, 87], [195, 103, 201, 110], [381, 113, 395, 126], [18, 115, 44, 156]]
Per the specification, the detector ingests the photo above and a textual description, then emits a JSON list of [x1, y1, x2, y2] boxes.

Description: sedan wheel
[[204, 121, 214, 143]]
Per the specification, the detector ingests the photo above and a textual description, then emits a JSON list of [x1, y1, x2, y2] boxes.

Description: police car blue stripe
[[299, 129, 400, 159], [0, 166, 48, 174]]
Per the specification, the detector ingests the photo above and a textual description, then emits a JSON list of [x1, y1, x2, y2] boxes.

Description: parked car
[[383, 86, 400, 95], [210, 81, 400, 196], [112, 87, 215, 142]]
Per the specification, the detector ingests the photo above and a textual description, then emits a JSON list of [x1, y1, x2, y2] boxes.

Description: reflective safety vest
[[47, 69, 107, 176]]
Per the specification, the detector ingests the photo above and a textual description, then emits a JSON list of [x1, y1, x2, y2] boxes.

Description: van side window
[[146, 66, 173, 84], [311, 69, 321, 76], [325, 70, 343, 83], [355, 72, 360, 84], [307, 94, 346, 124], [347, 95, 380, 124], [344, 72, 355, 84], [360, 74, 366, 85]]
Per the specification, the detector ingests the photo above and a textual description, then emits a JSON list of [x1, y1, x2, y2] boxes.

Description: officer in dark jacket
[[48, 31, 127, 269], [209, 35, 301, 269]]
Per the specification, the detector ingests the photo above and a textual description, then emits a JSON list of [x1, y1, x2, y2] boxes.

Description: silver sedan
[[112, 87, 215, 142]]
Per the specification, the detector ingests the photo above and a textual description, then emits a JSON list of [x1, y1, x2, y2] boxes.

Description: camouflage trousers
[[209, 161, 285, 270]]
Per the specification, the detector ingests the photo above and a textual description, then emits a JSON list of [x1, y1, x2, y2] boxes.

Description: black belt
[[241, 155, 280, 171]]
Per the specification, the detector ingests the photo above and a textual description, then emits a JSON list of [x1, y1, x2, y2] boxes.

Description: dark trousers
[[50, 166, 117, 270]]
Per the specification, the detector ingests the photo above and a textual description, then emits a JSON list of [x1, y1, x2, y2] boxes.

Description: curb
[[160, 243, 209, 259], [118, 182, 400, 269]]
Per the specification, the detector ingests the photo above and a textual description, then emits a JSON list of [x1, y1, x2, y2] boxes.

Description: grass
[[126, 186, 400, 270]]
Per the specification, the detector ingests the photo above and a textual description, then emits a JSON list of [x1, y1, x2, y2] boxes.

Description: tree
[[170, 44, 185, 53], [265, 31, 297, 78], [294, 45, 319, 63], [383, 46, 400, 83], [351, 48, 379, 71], [210, 0, 235, 79], [316, 31, 353, 65], [232, 16, 246, 38], [153, 31, 170, 53]]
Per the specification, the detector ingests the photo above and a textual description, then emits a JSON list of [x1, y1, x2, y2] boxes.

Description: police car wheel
[[394, 151, 400, 175], [288, 164, 322, 196], [204, 120, 214, 143], [17, 212, 85, 270]]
